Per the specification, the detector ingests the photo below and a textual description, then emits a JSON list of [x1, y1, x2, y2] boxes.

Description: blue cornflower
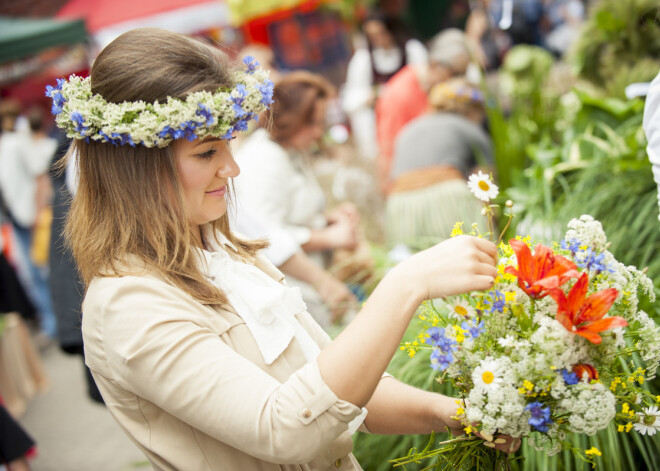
[[258, 79, 275, 106], [485, 290, 505, 313], [70, 111, 88, 134], [560, 369, 579, 386], [525, 402, 553, 432], [222, 128, 236, 140], [243, 55, 260, 74], [158, 125, 173, 139], [560, 238, 582, 256], [577, 248, 613, 273], [196, 104, 215, 126], [233, 118, 249, 133], [425, 327, 456, 352], [430, 349, 453, 371], [462, 320, 484, 338]]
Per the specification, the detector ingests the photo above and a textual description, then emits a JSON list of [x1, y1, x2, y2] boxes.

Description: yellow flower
[[464, 425, 473, 435], [625, 422, 633, 432], [622, 403, 630, 414], [450, 222, 464, 238], [618, 425, 625, 433], [523, 380, 534, 391], [408, 349, 416, 358], [585, 447, 602, 457], [456, 407, 465, 416]]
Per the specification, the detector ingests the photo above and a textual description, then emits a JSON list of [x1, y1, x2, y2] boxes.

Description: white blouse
[[234, 129, 327, 246]]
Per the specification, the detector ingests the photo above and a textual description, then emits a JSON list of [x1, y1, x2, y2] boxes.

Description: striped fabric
[[385, 179, 488, 250]]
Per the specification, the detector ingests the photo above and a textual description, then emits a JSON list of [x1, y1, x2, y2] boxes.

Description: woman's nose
[[217, 153, 240, 178]]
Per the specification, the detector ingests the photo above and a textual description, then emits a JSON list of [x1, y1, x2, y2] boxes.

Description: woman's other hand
[[397, 235, 497, 304]]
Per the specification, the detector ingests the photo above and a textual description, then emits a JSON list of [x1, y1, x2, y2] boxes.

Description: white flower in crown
[[468, 170, 499, 202], [45, 56, 274, 148]]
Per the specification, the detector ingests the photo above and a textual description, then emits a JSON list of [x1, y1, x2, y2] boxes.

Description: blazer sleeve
[[88, 276, 362, 464]]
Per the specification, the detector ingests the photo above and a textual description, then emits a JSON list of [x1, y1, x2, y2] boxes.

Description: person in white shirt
[[643, 68, 660, 222], [0, 102, 57, 337], [235, 71, 366, 327]]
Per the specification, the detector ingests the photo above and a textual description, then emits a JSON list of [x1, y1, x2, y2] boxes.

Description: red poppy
[[548, 273, 626, 344], [504, 239, 579, 298]]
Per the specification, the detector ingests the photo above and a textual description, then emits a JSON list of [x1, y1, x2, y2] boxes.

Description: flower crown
[[45, 56, 274, 147]]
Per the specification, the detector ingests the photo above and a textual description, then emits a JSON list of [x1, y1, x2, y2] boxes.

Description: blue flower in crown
[[71, 111, 89, 135], [259, 79, 275, 106], [231, 84, 248, 118], [46, 79, 67, 115], [196, 104, 215, 126], [243, 55, 260, 74]]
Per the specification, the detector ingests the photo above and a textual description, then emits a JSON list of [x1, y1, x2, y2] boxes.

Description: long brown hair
[[66, 28, 266, 305], [262, 70, 335, 145]]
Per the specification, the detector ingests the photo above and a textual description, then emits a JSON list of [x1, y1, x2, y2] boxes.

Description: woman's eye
[[196, 148, 217, 159]]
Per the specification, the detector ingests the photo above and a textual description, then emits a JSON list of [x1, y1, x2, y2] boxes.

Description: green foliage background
[[353, 1, 660, 469]]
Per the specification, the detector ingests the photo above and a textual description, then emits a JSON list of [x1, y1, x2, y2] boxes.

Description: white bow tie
[[199, 227, 320, 365]]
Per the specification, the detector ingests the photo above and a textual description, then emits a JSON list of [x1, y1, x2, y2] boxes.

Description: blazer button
[[335, 458, 342, 468], [301, 408, 312, 419]]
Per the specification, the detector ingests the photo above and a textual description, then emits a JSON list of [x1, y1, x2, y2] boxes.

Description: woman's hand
[[396, 235, 498, 304], [323, 218, 359, 251], [442, 399, 521, 454], [313, 270, 357, 323]]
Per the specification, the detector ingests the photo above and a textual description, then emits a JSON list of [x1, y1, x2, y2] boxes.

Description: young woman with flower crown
[[49, 28, 517, 470]]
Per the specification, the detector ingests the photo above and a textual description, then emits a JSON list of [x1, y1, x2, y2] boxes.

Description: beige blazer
[[82, 253, 364, 470]]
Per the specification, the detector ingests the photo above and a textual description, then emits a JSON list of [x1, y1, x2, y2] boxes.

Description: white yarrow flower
[[468, 171, 499, 202]]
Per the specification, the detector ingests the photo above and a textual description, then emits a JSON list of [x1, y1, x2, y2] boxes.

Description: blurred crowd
[[0, 0, 590, 468]]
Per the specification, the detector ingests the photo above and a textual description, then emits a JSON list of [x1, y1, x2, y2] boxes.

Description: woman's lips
[[205, 185, 226, 197]]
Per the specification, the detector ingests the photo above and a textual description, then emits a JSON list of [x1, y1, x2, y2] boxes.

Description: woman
[[234, 72, 366, 327], [342, 12, 428, 160], [51, 28, 515, 470], [385, 77, 493, 250]]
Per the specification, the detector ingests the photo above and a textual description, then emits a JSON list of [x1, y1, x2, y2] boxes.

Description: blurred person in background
[[234, 71, 370, 328], [385, 78, 493, 250], [541, 0, 585, 56], [342, 11, 427, 160], [0, 101, 57, 339], [374, 28, 473, 194], [643, 67, 660, 222], [0, 397, 35, 471]]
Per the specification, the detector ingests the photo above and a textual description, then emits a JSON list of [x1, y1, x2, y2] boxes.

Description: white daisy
[[467, 171, 499, 202], [633, 405, 660, 436], [447, 298, 476, 319], [472, 358, 503, 394]]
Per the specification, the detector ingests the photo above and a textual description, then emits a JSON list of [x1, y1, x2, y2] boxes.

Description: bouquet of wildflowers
[[392, 172, 660, 470]]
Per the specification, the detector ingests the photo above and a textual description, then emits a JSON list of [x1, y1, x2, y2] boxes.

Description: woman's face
[[287, 98, 327, 151], [364, 20, 395, 49], [174, 137, 239, 227]]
